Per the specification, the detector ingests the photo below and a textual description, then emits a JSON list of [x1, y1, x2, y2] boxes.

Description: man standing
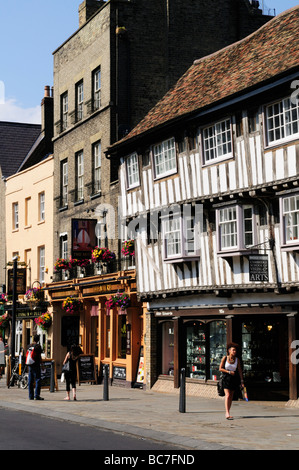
[[27, 334, 44, 401]]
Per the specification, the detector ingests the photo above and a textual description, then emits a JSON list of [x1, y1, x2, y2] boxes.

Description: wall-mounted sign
[[249, 255, 269, 282], [71, 219, 97, 260]]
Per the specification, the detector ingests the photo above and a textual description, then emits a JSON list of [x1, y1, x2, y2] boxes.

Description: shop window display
[[186, 321, 226, 380], [161, 321, 174, 375], [242, 319, 288, 385]]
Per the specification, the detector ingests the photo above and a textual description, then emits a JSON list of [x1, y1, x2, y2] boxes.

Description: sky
[[0, 0, 298, 125]]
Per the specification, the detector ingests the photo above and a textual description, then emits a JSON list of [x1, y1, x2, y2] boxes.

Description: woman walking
[[63, 345, 81, 401], [219, 343, 244, 420]]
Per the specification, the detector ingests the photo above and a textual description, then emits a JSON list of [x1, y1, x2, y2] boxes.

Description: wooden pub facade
[[108, 8, 299, 401]]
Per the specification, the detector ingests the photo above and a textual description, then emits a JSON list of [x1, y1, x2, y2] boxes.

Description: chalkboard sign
[[40, 360, 58, 391], [77, 354, 96, 385], [113, 366, 126, 380]]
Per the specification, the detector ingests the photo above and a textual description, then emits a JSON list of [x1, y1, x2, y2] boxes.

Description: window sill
[[24, 225, 32, 230], [74, 199, 84, 207], [218, 249, 258, 258], [37, 220, 45, 226], [164, 256, 200, 264], [280, 244, 299, 252], [59, 205, 68, 212], [90, 192, 101, 200]]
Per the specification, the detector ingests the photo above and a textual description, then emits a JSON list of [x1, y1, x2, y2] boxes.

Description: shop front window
[[209, 321, 227, 380], [186, 322, 206, 380], [161, 321, 174, 375], [185, 320, 227, 381], [118, 315, 127, 359]]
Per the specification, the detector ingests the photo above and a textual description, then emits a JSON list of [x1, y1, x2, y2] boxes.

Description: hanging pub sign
[[249, 255, 269, 282], [71, 219, 97, 260], [7, 268, 26, 295]]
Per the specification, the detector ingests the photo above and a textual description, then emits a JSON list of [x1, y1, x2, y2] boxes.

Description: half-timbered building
[[108, 7, 299, 401]]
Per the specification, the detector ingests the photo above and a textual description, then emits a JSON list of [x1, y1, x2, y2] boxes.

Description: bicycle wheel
[[20, 374, 28, 389]]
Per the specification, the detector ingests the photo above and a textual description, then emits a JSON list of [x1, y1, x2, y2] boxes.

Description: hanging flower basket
[[121, 240, 135, 258], [91, 247, 116, 263], [62, 297, 83, 315], [34, 312, 52, 331], [54, 258, 70, 272], [0, 313, 9, 330], [24, 287, 41, 303], [0, 294, 7, 304], [105, 293, 130, 315]]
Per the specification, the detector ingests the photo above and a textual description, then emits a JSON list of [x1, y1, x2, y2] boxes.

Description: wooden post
[[288, 314, 297, 401]]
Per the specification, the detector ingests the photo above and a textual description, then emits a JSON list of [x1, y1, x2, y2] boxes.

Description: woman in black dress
[[219, 343, 244, 419], [63, 345, 82, 401]]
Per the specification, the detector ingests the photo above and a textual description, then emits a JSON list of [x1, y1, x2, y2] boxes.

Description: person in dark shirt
[[28, 334, 44, 401]]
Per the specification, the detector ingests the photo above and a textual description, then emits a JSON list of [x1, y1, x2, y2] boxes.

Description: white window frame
[[126, 152, 140, 189], [265, 96, 299, 146], [76, 81, 84, 121], [202, 118, 233, 165], [93, 68, 101, 110], [61, 160, 68, 206], [60, 233, 68, 259], [38, 246, 45, 284], [153, 137, 177, 179], [76, 151, 84, 201], [93, 141, 101, 194], [216, 204, 256, 256], [13, 202, 19, 230], [162, 211, 200, 262], [280, 194, 299, 249], [61, 92, 68, 131], [39, 192, 45, 222]]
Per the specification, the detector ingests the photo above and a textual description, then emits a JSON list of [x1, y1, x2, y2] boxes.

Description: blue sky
[[0, 0, 297, 124]]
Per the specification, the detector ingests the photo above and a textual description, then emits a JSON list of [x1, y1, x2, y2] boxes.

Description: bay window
[[162, 207, 200, 262], [281, 194, 299, 249], [216, 204, 256, 255]]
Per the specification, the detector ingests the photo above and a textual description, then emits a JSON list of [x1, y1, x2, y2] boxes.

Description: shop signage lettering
[[249, 255, 269, 282], [82, 284, 123, 296]]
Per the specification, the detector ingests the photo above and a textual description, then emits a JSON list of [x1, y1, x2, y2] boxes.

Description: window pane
[[154, 138, 176, 177]]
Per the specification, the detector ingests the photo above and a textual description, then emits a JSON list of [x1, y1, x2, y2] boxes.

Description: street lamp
[[11, 255, 18, 362]]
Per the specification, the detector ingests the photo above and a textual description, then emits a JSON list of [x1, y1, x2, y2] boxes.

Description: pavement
[[1, 376, 299, 451]]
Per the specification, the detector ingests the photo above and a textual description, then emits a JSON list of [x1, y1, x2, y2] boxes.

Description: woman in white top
[[219, 343, 244, 420]]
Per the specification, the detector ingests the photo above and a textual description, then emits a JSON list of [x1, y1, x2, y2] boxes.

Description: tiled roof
[[0, 122, 41, 177], [110, 6, 299, 150]]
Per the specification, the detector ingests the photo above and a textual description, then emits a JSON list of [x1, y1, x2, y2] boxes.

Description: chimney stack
[[79, 0, 104, 28], [41, 85, 53, 152]]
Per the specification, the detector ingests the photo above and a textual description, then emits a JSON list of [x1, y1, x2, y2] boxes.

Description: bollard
[[179, 368, 186, 413], [50, 361, 55, 393], [103, 364, 109, 401]]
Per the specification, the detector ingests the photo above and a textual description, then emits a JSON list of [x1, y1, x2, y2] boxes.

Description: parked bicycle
[[8, 359, 28, 389]]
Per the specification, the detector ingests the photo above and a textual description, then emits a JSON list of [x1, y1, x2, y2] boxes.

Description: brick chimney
[[41, 85, 53, 152], [79, 0, 104, 27]]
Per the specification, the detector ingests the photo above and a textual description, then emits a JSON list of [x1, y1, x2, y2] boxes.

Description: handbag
[[62, 360, 70, 373], [217, 374, 225, 397]]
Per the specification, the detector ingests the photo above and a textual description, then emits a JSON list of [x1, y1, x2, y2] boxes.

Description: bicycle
[[8, 361, 28, 389]]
